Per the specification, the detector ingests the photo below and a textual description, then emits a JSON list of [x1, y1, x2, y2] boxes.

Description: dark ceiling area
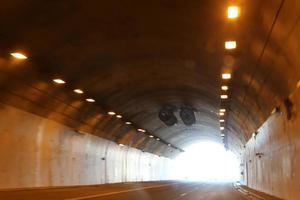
[[0, 0, 299, 157]]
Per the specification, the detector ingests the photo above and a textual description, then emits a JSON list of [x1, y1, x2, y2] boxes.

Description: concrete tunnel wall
[[242, 86, 300, 200], [0, 103, 173, 189]]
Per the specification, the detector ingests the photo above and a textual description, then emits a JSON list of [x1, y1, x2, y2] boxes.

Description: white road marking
[[171, 186, 200, 200], [65, 183, 178, 200]]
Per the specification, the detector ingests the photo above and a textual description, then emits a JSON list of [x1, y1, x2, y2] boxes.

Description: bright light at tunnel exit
[[171, 141, 240, 182]]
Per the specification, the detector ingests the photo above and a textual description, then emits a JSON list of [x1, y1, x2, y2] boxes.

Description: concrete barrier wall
[[242, 88, 300, 200], [0, 103, 173, 189]]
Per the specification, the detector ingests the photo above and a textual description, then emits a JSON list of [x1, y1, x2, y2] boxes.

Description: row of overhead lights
[[9, 51, 177, 152], [219, 6, 240, 139], [53, 73, 173, 149]]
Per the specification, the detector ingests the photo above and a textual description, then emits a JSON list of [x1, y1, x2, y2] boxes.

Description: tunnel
[[0, 0, 299, 199]]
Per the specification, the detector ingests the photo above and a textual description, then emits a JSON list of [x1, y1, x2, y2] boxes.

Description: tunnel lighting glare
[[225, 41, 236, 49], [53, 79, 66, 84], [219, 112, 225, 116], [227, 6, 239, 19], [220, 127, 225, 130], [125, 121, 132, 125], [137, 128, 146, 133], [221, 133, 225, 137], [10, 52, 27, 59], [119, 144, 125, 147], [220, 109, 226, 112], [73, 89, 84, 94], [221, 85, 229, 91], [86, 98, 95, 103], [108, 111, 116, 115], [149, 135, 154, 138], [220, 119, 225, 122], [222, 73, 231, 79], [116, 115, 122, 119], [171, 141, 240, 182], [221, 95, 228, 99], [156, 138, 160, 141]]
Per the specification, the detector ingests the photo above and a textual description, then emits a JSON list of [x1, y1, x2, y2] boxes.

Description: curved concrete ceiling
[[0, 0, 299, 157]]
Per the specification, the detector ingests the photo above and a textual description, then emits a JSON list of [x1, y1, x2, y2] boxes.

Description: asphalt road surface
[[0, 181, 277, 200]]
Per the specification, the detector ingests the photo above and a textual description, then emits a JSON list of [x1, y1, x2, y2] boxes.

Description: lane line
[[232, 183, 264, 200], [171, 184, 202, 200], [180, 193, 187, 196], [65, 182, 178, 200]]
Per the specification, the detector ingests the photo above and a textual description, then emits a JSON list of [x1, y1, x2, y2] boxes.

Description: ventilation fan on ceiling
[[158, 105, 177, 126], [180, 106, 196, 126]]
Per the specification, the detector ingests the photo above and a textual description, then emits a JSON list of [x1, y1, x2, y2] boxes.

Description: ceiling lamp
[[53, 79, 66, 84], [10, 52, 27, 59], [137, 128, 146, 133], [74, 89, 84, 94], [222, 73, 231, 79], [221, 86, 228, 91], [225, 41, 236, 49], [227, 6, 240, 19], [221, 95, 228, 99], [116, 115, 122, 119], [125, 121, 132, 125], [86, 98, 95, 102], [108, 111, 116, 115]]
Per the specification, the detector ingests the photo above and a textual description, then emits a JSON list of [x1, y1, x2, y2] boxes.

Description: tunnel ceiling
[[0, 0, 299, 157]]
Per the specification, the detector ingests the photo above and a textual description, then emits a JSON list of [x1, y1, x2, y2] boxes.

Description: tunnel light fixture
[[86, 98, 95, 103], [227, 6, 240, 19], [149, 135, 154, 138], [116, 114, 122, 119], [222, 73, 231, 79], [221, 94, 228, 99], [53, 79, 66, 84], [219, 112, 225, 116], [220, 127, 225, 130], [125, 121, 132, 125], [220, 109, 226, 112], [221, 85, 229, 91], [220, 119, 225, 122], [73, 89, 84, 94], [221, 133, 225, 137], [225, 41, 236, 49], [108, 111, 116, 116], [10, 52, 27, 59], [252, 132, 258, 138], [137, 128, 146, 133], [156, 138, 160, 141], [119, 144, 125, 147], [168, 144, 171, 147]]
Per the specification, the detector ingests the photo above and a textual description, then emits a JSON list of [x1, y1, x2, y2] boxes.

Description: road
[[0, 181, 278, 200]]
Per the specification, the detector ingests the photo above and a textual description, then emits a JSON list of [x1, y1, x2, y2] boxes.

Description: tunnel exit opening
[[171, 141, 240, 182]]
